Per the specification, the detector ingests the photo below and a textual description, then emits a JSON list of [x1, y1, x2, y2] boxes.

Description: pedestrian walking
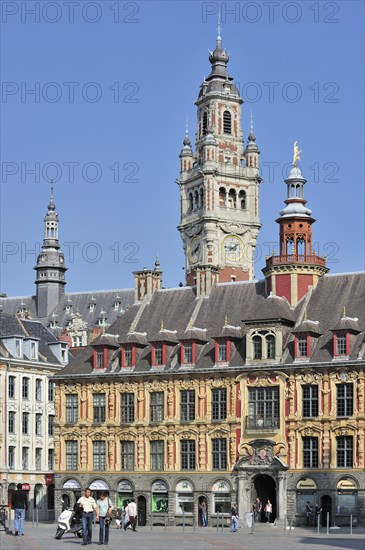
[[305, 501, 313, 526], [265, 500, 272, 523], [230, 503, 238, 532], [253, 497, 262, 523], [123, 498, 137, 532], [78, 488, 99, 546], [96, 492, 113, 545], [200, 500, 207, 527], [11, 483, 28, 536]]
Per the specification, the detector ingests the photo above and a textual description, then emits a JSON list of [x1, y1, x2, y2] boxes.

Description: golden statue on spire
[[293, 141, 302, 167]]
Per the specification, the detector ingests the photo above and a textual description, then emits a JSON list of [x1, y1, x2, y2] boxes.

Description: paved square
[[1, 522, 364, 550]]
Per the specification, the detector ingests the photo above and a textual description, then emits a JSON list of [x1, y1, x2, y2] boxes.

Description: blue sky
[[1, 0, 364, 296]]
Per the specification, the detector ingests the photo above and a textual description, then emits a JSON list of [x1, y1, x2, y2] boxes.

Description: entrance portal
[[198, 495, 208, 527], [137, 496, 146, 526], [320, 495, 332, 527], [254, 474, 276, 522]]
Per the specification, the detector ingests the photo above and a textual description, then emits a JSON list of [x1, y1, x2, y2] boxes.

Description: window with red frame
[[296, 335, 310, 358], [122, 344, 134, 368], [334, 332, 349, 356], [94, 348, 105, 369]]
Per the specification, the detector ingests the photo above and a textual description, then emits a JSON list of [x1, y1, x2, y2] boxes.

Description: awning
[[63, 479, 81, 490], [89, 480, 109, 490], [22, 484, 30, 491]]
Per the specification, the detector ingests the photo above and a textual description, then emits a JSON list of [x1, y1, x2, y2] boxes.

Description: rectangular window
[[302, 437, 318, 468], [48, 415, 55, 436], [212, 438, 227, 470], [212, 388, 227, 421], [8, 376, 15, 398], [22, 412, 29, 434], [123, 345, 133, 367], [337, 436, 353, 468], [22, 377, 29, 400], [182, 342, 193, 364], [217, 340, 227, 362], [181, 440, 195, 470], [121, 441, 134, 470], [35, 413, 42, 436], [297, 336, 308, 357], [248, 387, 280, 429], [66, 394, 78, 424], [150, 440, 164, 471], [337, 384, 353, 418], [48, 381, 55, 402], [22, 447, 29, 470], [302, 385, 318, 418], [66, 440, 78, 470], [15, 339, 21, 357], [35, 447, 42, 470], [35, 379, 42, 401], [31, 341, 37, 359], [180, 390, 195, 422], [96, 349, 105, 369], [120, 392, 135, 423], [9, 446, 15, 470], [48, 448, 54, 470], [150, 391, 164, 423], [8, 411, 15, 434], [153, 344, 163, 366], [336, 334, 347, 355], [93, 393, 106, 424], [93, 440, 106, 470]]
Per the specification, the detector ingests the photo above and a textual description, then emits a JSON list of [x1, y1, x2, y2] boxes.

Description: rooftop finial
[[183, 116, 191, 147], [224, 314, 228, 326], [293, 141, 302, 167], [343, 305, 347, 318], [48, 185, 55, 211], [250, 110, 254, 133], [217, 10, 222, 43], [160, 319, 164, 331]]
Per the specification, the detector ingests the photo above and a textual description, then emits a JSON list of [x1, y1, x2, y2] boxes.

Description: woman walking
[[265, 500, 272, 523]]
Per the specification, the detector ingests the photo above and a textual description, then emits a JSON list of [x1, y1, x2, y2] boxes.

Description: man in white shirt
[[78, 488, 99, 545], [123, 498, 137, 532]]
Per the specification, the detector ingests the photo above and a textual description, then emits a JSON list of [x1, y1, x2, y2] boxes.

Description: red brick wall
[[297, 274, 314, 302], [274, 274, 291, 302], [219, 267, 250, 283]]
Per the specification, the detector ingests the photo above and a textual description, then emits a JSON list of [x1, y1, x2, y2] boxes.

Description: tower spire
[[217, 10, 222, 44]]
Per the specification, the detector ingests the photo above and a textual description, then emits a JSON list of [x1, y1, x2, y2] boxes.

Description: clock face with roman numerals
[[222, 235, 244, 263], [189, 236, 201, 263]]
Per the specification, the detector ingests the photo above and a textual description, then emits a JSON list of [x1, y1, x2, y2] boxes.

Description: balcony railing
[[265, 254, 326, 267], [246, 416, 280, 431]]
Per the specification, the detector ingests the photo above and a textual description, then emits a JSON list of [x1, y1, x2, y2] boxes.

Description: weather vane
[[293, 141, 302, 167]]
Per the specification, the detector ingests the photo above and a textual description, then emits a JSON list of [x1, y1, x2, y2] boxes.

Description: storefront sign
[[176, 481, 193, 493], [152, 480, 168, 493], [45, 474, 54, 485], [212, 480, 230, 493], [117, 480, 133, 492], [337, 479, 357, 491], [89, 480, 109, 490], [63, 479, 81, 490], [296, 478, 317, 490]]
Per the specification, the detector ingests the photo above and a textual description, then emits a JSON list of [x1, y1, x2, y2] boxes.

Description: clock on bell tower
[[177, 24, 262, 291]]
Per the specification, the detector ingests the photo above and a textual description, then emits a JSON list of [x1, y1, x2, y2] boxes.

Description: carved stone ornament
[[185, 223, 203, 238], [219, 222, 248, 236]]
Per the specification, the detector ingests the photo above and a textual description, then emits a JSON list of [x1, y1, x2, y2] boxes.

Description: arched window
[[194, 190, 199, 209], [219, 187, 226, 207], [202, 112, 208, 135], [253, 336, 262, 359], [228, 189, 236, 208], [189, 193, 193, 212], [266, 335, 276, 359], [199, 189, 204, 209], [223, 111, 232, 134], [239, 190, 246, 209]]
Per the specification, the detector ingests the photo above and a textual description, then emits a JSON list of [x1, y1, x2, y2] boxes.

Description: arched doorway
[[254, 474, 276, 522], [321, 495, 332, 527], [198, 495, 208, 527], [137, 496, 146, 526]]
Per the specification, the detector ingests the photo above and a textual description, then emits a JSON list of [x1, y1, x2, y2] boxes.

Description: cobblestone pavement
[[0, 522, 364, 550]]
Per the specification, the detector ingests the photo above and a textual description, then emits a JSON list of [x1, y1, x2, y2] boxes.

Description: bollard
[[8, 509, 12, 534], [32, 508, 34, 528], [288, 514, 293, 534], [326, 512, 329, 535], [150, 512, 152, 531], [36, 507, 39, 527], [317, 512, 320, 534], [193, 511, 195, 531], [183, 510, 185, 532], [283, 514, 287, 534], [350, 514, 352, 535], [216, 513, 218, 532], [164, 511, 167, 532]]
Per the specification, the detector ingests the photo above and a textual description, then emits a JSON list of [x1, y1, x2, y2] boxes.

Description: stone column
[[237, 472, 251, 516], [277, 471, 287, 521]]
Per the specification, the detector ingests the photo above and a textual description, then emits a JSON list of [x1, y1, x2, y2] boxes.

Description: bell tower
[[177, 23, 262, 291], [34, 188, 67, 317]]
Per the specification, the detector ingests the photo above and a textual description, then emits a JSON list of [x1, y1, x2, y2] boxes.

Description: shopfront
[[89, 479, 109, 501], [336, 478, 358, 525], [175, 480, 194, 515], [151, 480, 168, 514], [211, 480, 231, 515], [296, 478, 317, 524], [117, 480, 133, 511], [62, 479, 82, 509]]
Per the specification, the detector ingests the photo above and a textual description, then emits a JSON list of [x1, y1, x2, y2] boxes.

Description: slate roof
[[0, 313, 64, 364], [49, 272, 365, 379]]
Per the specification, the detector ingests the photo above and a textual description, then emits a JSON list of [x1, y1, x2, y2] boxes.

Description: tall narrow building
[[178, 26, 261, 293], [34, 189, 67, 318]]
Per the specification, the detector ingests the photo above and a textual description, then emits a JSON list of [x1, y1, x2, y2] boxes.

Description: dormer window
[[65, 304, 72, 313], [334, 332, 349, 356], [215, 339, 230, 364], [153, 343, 164, 366], [114, 301, 121, 310], [30, 341, 37, 359], [253, 335, 262, 359], [295, 335, 310, 358], [249, 330, 278, 361], [88, 303, 95, 312], [181, 341, 194, 365], [15, 339, 22, 358], [122, 344, 135, 368], [95, 348, 105, 369], [267, 335, 276, 359]]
